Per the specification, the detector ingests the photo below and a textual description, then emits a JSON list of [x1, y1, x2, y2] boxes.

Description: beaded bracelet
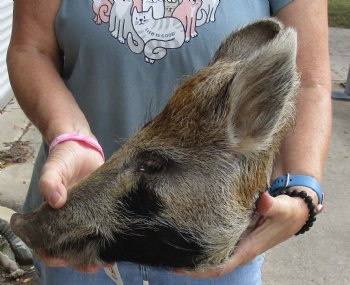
[[270, 188, 317, 235]]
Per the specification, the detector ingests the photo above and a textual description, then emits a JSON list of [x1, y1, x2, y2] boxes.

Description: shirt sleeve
[[270, 0, 293, 15]]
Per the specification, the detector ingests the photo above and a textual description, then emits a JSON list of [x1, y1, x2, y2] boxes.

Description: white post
[[0, 0, 14, 109], [332, 65, 350, 100], [345, 65, 350, 96]]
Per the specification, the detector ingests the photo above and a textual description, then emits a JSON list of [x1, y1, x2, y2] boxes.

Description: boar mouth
[[99, 224, 205, 269]]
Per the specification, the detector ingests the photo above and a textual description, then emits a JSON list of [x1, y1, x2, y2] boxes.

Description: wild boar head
[[11, 19, 299, 271]]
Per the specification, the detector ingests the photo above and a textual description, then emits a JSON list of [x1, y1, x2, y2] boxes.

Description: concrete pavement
[[0, 28, 349, 284], [0, 98, 41, 212]]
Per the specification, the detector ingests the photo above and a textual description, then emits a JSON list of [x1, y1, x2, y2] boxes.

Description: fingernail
[[50, 192, 62, 207]]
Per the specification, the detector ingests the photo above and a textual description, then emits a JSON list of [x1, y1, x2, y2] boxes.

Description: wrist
[[49, 133, 105, 161], [269, 174, 324, 235], [42, 115, 94, 144], [294, 186, 318, 205], [45, 126, 94, 145], [269, 174, 324, 213], [281, 189, 318, 235]]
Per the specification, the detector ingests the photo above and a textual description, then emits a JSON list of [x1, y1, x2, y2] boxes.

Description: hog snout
[[11, 212, 44, 249]]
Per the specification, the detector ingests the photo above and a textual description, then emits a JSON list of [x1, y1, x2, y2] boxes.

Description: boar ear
[[226, 23, 299, 153], [210, 18, 283, 64]]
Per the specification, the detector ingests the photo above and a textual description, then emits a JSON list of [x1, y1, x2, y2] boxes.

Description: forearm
[[7, 47, 92, 143], [274, 0, 332, 184], [269, 0, 333, 209], [272, 85, 332, 181], [7, 0, 92, 144]]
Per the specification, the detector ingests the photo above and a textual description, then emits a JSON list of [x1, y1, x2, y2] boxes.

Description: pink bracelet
[[49, 133, 105, 161]]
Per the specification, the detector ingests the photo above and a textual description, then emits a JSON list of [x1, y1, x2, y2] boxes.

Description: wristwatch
[[269, 174, 324, 212]]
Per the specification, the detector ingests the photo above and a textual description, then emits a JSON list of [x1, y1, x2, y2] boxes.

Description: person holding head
[[7, 0, 331, 284]]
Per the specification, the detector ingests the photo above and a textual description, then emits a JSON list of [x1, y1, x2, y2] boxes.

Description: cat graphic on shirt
[[143, 0, 165, 19], [196, 0, 220, 26], [132, 7, 185, 64], [132, 0, 143, 12], [172, 0, 202, 42], [164, 0, 180, 17], [91, 0, 221, 63], [92, 0, 112, 24], [108, 0, 144, 53]]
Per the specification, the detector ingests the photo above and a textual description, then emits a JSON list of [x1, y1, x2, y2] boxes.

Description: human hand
[[37, 139, 105, 272], [39, 140, 105, 208], [174, 191, 311, 278]]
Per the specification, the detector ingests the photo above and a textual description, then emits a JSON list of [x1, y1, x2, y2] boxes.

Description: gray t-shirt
[[23, 0, 292, 213]]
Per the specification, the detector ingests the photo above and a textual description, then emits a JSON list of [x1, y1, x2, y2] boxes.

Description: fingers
[[74, 264, 100, 273], [174, 194, 278, 279], [36, 249, 104, 273], [36, 249, 69, 267], [38, 141, 104, 209], [187, 194, 308, 278], [257, 192, 296, 218], [174, 257, 242, 278], [256, 192, 274, 215], [232, 195, 307, 264], [39, 166, 67, 208]]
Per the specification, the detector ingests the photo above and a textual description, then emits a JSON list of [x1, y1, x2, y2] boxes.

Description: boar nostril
[[10, 213, 24, 234]]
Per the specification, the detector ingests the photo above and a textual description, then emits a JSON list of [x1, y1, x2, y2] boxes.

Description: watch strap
[[269, 174, 324, 205]]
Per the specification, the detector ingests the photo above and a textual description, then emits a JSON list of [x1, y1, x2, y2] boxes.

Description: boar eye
[[139, 159, 165, 174], [137, 151, 172, 174]]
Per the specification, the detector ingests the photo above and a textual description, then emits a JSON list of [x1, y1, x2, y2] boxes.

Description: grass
[[328, 0, 350, 28]]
